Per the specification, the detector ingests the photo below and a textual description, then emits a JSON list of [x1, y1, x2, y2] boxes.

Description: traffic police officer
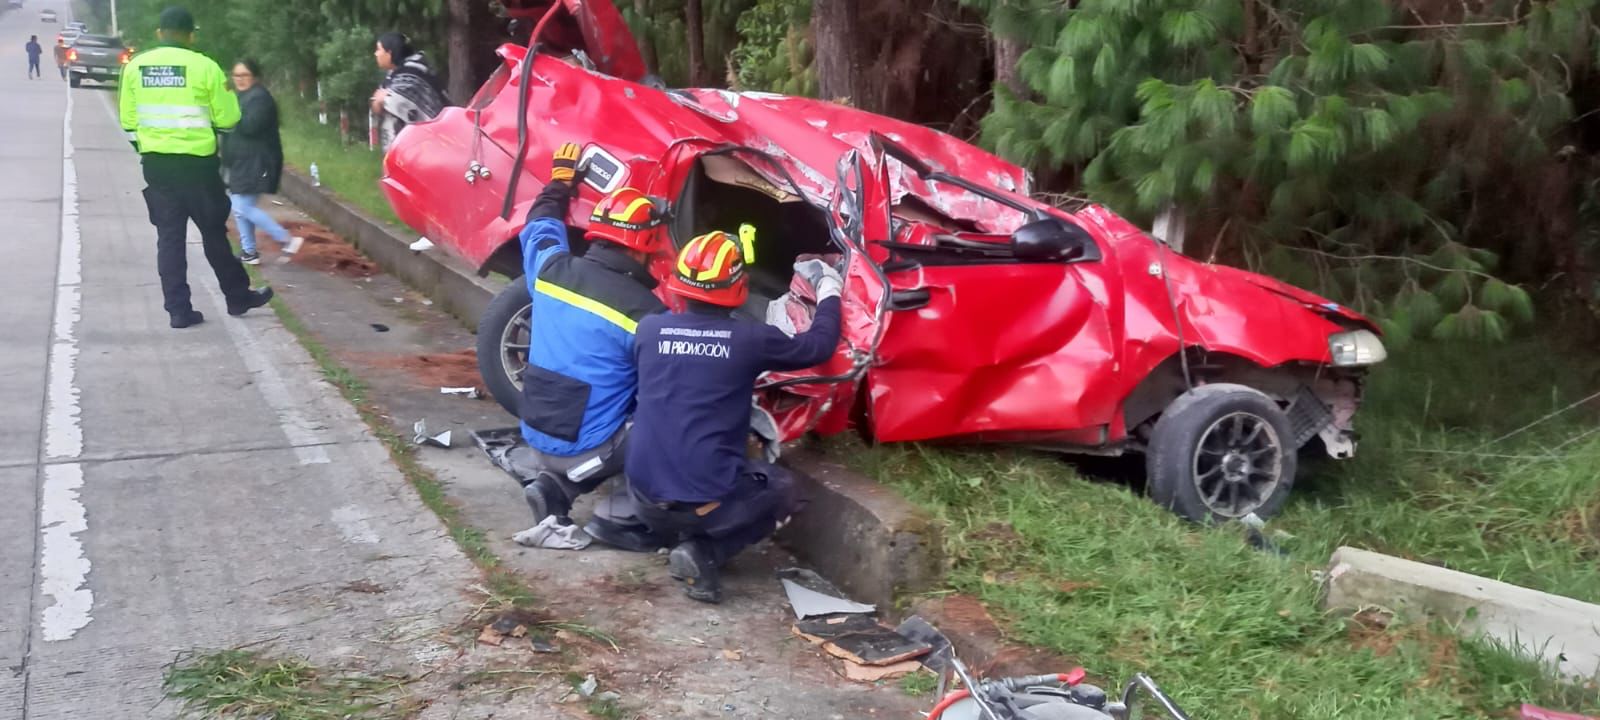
[[120, 7, 272, 329]]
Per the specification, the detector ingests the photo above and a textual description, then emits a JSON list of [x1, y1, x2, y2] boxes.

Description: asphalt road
[[0, 4, 475, 718]]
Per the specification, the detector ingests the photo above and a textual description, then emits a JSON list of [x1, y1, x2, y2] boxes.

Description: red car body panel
[[382, 8, 1376, 448]]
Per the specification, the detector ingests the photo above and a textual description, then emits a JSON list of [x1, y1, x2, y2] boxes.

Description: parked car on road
[[382, 0, 1387, 522], [66, 34, 128, 87], [65, 20, 86, 32], [38, 8, 55, 22]]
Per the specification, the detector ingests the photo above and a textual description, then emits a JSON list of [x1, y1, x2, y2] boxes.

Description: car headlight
[[1328, 329, 1387, 367]]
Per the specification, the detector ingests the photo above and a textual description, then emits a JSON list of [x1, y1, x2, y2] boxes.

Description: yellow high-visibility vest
[[118, 45, 239, 156]]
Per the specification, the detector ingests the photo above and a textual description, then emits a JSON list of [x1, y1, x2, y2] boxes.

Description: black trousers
[[140, 154, 252, 315], [631, 461, 802, 566]]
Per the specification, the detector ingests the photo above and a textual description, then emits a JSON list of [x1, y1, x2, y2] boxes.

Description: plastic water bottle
[[310, 162, 321, 187]]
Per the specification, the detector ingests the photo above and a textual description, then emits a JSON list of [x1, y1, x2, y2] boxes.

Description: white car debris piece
[[412, 420, 453, 448], [778, 567, 879, 620], [441, 386, 481, 399]]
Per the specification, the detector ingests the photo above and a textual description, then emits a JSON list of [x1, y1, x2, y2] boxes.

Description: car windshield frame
[[73, 35, 121, 48]]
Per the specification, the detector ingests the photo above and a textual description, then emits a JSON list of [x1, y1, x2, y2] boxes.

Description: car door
[[754, 149, 889, 441], [862, 153, 1119, 446]]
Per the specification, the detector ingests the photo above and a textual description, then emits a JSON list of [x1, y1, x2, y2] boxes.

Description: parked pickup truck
[[67, 34, 129, 87]]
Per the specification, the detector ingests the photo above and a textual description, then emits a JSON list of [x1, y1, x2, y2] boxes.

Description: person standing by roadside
[[119, 7, 272, 329], [25, 35, 42, 79], [53, 37, 69, 80], [369, 32, 448, 152], [223, 59, 302, 265]]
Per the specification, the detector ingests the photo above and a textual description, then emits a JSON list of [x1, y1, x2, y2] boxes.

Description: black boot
[[668, 540, 721, 604], [227, 287, 274, 316], [169, 310, 205, 329], [523, 473, 572, 523]]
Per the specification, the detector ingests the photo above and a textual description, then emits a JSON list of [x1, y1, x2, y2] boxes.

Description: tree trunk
[[445, 0, 478, 104], [812, 0, 861, 105], [994, 35, 1026, 96], [634, 0, 657, 74], [685, 0, 707, 86]]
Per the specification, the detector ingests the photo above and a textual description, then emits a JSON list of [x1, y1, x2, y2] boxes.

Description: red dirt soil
[[355, 349, 487, 396], [280, 220, 380, 278]]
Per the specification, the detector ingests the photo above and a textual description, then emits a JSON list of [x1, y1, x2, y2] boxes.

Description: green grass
[[163, 649, 419, 720], [846, 337, 1600, 719], [275, 96, 402, 227]]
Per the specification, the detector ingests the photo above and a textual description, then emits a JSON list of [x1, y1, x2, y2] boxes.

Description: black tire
[[68, 74, 80, 88], [476, 280, 532, 418], [1145, 383, 1297, 523]]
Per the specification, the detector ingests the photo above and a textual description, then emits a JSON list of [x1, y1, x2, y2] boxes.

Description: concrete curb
[[1324, 546, 1600, 680], [279, 170, 500, 328], [778, 447, 942, 609], [274, 170, 943, 609]]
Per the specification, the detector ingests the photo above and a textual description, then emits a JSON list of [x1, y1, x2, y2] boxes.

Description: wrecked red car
[[381, 0, 1387, 522]]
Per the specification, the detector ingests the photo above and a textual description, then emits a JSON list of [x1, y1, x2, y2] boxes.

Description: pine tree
[[963, 0, 1591, 341]]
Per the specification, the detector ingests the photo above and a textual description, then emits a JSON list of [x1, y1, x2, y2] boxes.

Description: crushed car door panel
[[866, 260, 1117, 444], [756, 149, 888, 441]]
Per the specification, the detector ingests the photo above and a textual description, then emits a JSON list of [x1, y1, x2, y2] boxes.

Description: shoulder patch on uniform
[[141, 65, 187, 88]]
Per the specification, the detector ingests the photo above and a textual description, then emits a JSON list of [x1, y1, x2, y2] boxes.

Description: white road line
[[94, 90, 331, 466], [39, 89, 93, 642], [38, 464, 92, 641]]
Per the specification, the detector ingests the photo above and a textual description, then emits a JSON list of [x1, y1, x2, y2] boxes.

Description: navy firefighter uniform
[[626, 230, 844, 603]]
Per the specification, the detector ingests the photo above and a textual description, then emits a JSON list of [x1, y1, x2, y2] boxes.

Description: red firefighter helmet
[[668, 231, 749, 307], [586, 187, 666, 253]]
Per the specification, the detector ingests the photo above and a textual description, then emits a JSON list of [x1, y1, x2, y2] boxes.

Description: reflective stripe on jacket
[[118, 45, 239, 156], [516, 183, 665, 456]]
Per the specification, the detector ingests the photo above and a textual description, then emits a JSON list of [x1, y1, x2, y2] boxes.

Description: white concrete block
[[1324, 546, 1600, 680]]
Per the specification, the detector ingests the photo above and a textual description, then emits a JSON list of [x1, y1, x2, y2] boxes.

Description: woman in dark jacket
[[225, 59, 301, 264], [370, 32, 449, 152]]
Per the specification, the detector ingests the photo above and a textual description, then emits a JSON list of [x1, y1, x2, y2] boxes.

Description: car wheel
[[68, 74, 80, 88], [476, 279, 532, 418], [1145, 383, 1296, 523]]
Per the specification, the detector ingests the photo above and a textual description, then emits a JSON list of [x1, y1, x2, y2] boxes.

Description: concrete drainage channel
[[281, 170, 1600, 689]]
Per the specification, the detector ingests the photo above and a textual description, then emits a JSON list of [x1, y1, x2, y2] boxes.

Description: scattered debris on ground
[[779, 567, 934, 683], [779, 567, 876, 618], [413, 420, 453, 448], [281, 220, 380, 278]]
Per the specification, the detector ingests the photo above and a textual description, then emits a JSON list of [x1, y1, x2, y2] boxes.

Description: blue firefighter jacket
[[517, 183, 665, 455]]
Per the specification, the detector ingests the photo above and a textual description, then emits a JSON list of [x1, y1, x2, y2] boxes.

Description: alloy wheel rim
[[1191, 411, 1282, 518], [501, 304, 532, 393]]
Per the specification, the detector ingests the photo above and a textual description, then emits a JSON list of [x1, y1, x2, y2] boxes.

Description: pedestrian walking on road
[[25, 35, 42, 79], [53, 37, 68, 80], [223, 58, 302, 265], [370, 32, 448, 152], [119, 7, 272, 329]]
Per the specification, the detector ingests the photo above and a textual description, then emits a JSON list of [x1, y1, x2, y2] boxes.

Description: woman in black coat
[[225, 59, 301, 264]]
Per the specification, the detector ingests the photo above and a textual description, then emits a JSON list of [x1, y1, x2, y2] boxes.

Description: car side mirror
[[1011, 217, 1093, 262]]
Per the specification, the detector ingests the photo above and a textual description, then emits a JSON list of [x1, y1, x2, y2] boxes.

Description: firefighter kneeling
[[625, 231, 844, 604]]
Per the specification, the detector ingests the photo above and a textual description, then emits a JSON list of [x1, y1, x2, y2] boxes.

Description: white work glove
[[793, 259, 843, 301]]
